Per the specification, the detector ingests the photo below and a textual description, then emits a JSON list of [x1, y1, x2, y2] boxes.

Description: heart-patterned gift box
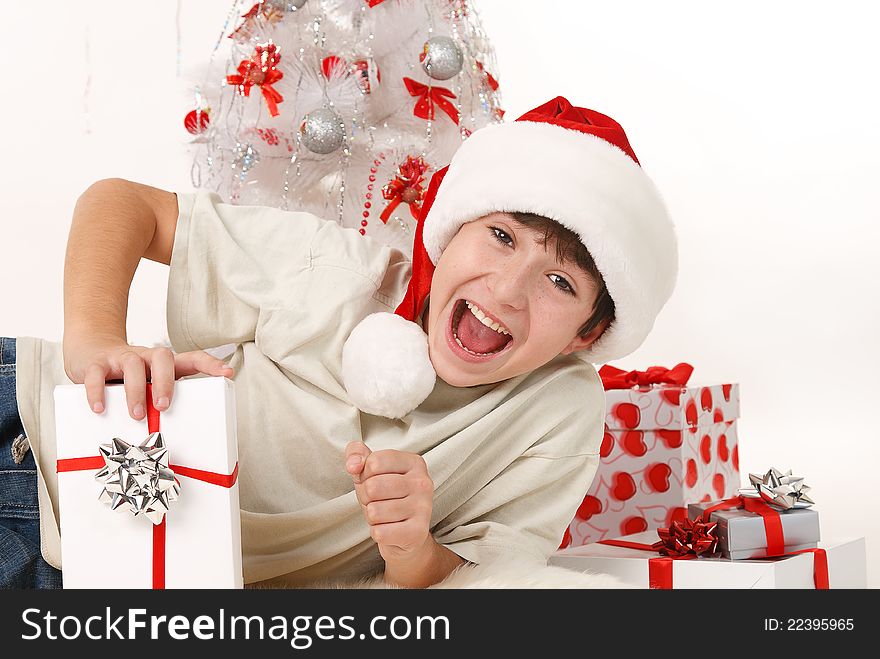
[[562, 364, 741, 549]]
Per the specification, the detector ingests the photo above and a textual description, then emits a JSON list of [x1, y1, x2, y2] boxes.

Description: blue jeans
[[0, 337, 63, 588]]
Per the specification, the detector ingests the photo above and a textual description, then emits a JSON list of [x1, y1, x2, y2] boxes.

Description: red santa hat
[[341, 96, 678, 419]]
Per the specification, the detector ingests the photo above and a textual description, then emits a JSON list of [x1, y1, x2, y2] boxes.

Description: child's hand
[[63, 333, 233, 421], [345, 441, 435, 563]]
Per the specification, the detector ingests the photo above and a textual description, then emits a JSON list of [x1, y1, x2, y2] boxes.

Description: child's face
[[424, 212, 608, 387]]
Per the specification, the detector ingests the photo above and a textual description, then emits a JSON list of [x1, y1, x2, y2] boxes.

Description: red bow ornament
[[475, 60, 499, 91], [227, 42, 284, 117], [381, 156, 430, 223], [228, 3, 286, 41], [403, 77, 459, 124], [652, 516, 719, 558], [598, 362, 694, 390]]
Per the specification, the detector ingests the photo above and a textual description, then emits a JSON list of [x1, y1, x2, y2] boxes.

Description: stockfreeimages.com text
[[21, 607, 450, 648]]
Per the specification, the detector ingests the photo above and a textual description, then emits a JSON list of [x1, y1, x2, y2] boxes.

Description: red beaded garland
[[360, 152, 388, 237]]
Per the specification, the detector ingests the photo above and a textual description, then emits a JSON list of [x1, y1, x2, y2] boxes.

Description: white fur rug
[[306, 557, 630, 589]]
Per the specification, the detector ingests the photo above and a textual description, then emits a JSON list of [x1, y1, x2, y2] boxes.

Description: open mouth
[[446, 299, 514, 362]]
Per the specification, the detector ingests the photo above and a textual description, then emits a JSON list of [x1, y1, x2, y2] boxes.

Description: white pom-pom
[[341, 312, 437, 419]]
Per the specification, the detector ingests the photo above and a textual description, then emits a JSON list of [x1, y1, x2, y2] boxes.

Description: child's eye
[[490, 226, 513, 246], [491, 226, 576, 296], [549, 274, 576, 296]]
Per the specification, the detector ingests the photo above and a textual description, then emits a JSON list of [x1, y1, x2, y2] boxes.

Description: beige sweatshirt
[[14, 190, 604, 586]]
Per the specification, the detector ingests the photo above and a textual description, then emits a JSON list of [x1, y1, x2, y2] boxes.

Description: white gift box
[[54, 376, 243, 589], [550, 531, 866, 589]]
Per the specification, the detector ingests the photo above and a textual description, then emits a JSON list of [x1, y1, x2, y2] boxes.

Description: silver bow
[[94, 432, 180, 525], [737, 467, 814, 510]]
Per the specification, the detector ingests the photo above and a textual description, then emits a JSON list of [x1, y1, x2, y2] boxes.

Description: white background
[[1, 1, 877, 586]]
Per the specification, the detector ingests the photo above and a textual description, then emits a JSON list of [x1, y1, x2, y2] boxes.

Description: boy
[[1, 97, 677, 588]]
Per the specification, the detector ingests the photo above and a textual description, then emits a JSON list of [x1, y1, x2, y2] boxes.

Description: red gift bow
[[598, 495, 830, 589], [380, 155, 429, 223], [226, 42, 284, 117], [56, 383, 239, 589], [598, 362, 694, 390], [403, 77, 459, 124], [653, 516, 719, 558]]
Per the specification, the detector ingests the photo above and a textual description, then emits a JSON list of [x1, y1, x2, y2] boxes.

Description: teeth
[[465, 301, 510, 335], [455, 333, 493, 356]]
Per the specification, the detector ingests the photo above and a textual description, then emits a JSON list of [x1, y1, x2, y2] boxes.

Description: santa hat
[[341, 96, 678, 419]]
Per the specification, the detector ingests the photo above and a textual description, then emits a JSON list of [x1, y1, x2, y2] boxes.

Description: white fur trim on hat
[[422, 120, 678, 364], [341, 312, 437, 418]]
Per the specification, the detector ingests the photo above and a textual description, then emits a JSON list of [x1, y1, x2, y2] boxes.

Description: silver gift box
[[687, 501, 821, 560]]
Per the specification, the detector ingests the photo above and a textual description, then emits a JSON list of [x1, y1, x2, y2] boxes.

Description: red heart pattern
[[622, 430, 647, 457], [612, 402, 640, 429], [685, 458, 698, 487], [576, 495, 603, 521], [605, 383, 738, 431], [600, 430, 614, 458], [558, 526, 572, 550], [657, 429, 682, 449], [646, 463, 672, 493], [660, 388, 682, 406], [685, 399, 698, 427], [700, 387, 713, 412], [717, 434, 729, 462], [712, 473, 726, 499], [732, 444, 739, 471], [700, 434, 712, 464], [610, 471, 637, 501], [621, 516, 648, 535]]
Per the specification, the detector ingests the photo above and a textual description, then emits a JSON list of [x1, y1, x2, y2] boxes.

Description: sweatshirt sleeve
[[166, 190, 327, 352]]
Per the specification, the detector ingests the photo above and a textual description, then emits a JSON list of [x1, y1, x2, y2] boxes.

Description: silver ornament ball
[[266, 0, 307, 11], [420, 36, 463, 80], [299, 108, 345, 154]]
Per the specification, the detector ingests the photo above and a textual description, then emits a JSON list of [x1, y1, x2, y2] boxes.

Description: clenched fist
[[344, 441, 435, 563]]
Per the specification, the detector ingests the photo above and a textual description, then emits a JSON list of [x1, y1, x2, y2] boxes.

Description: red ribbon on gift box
[[598, 495, 829, 589], [700, 495, 785, 556], [598, 538, 696, 589], [56, 384, 239, 589], [598, 363, 693, 390]]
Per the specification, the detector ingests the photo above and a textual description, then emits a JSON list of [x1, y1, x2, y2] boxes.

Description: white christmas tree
[[185, 0, 503, 258]]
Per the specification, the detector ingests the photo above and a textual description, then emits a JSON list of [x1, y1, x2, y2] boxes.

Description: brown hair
[[509, 212, 615, 339]]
